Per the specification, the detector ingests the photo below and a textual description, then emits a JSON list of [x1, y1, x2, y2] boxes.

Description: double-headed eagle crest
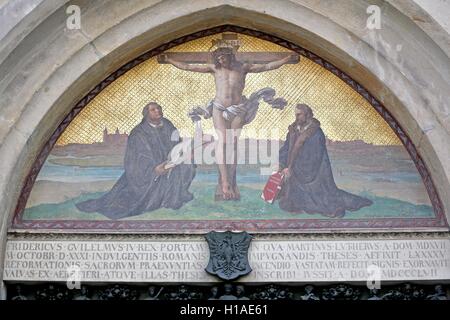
[[205, 231, 253, 281]]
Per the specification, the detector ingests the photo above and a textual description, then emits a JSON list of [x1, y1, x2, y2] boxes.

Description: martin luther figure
[[76, 102, 196, 219]]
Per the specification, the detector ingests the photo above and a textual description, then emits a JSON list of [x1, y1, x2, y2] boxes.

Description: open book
[[164, 135, 214, 170], [163, 140, 189, 170]]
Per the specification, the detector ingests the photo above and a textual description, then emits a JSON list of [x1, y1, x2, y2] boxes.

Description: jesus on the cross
[[158, 34, 299, 200]]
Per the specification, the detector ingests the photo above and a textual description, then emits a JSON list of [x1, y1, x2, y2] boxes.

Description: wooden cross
[[157, 33, 299, 65]]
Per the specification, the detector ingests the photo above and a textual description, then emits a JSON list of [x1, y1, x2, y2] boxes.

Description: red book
[[261, 172, 284, 204]]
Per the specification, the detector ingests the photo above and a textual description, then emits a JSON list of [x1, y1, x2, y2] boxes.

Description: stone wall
[[0, 0, 449, 300]]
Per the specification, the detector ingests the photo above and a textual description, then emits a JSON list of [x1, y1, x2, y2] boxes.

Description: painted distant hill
[[31, 136, 430, 210], [49, 136, 407, 169], [52, 128, 127, 158]]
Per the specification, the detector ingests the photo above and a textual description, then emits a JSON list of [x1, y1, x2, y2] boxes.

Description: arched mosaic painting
[[13, 29, 447, 232]]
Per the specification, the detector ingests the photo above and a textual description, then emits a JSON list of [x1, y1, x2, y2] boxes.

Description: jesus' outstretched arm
[[160, 54, 213, 73], [246, 53, 299, 73]]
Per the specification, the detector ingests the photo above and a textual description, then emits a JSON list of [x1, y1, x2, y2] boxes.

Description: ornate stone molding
[[7, 231, 450, 241], [6, 282, 449, 301]]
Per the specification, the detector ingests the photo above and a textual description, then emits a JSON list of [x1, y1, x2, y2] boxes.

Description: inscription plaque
[[3, 239, 450, 282]]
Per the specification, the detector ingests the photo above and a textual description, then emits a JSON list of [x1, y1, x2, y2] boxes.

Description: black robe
[[76, 118, 196, 219], [278, 121, 372, 217]]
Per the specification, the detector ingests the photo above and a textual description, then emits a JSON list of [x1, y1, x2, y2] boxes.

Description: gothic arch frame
[[10, 25, 447, 232]]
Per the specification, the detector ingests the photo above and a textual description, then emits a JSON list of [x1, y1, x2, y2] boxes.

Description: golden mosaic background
[[57, 34, 401, 146]]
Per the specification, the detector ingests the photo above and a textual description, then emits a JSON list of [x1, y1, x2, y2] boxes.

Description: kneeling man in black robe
[[76, 102, 196, 219], [278, 104, 372, 218]]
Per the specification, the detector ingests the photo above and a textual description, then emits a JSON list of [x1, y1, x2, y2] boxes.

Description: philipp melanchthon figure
[[278, 104, 372, 218], [76, 102, 196, 219]]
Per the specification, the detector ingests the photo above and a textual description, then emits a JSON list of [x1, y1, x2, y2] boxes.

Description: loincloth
[[188, 87, 287, 125]]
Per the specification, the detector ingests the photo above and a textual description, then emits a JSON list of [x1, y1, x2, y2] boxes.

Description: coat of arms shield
[[205, 231, 253, 281]]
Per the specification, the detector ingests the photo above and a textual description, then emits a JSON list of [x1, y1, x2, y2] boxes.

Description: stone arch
[[1, 0, 449, 295], [9, 25, 447, 230]]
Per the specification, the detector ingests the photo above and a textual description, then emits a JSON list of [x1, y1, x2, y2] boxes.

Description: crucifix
[[158, 33, 300, 201]]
